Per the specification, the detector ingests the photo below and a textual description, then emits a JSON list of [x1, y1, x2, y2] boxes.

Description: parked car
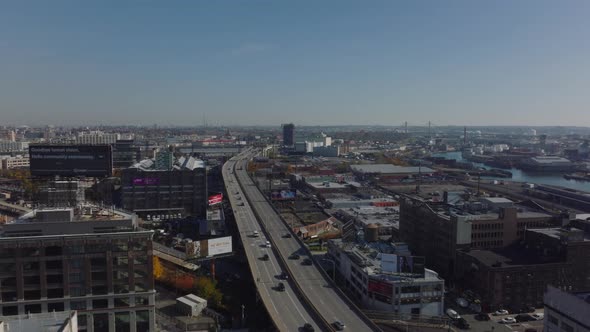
[[531, 313, 544, 320], [499, 317, 516, 324], [515, 314, 535, 322], [456, 317, 470, 329], [475, 313, 490, 321], [456, 297, 469, 308], [523, 306, 536, 313], [494, 309, 509, 316], [446, 309, 460, 320]]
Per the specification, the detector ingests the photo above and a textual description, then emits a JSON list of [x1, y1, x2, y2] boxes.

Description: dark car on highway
[[261, 254, 269, 261], [302, 258, 312, 265], [289, 253, 300, 260], [277, 282, 285, 292]]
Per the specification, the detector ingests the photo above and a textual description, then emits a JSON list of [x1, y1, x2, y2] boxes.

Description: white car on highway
[[265, 240, 271, 248]]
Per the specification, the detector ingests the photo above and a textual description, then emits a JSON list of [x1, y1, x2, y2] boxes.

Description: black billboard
[[397, 255, 426, 277], [29, 145, 112, 177]]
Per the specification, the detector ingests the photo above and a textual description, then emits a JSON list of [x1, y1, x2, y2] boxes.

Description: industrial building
[[121, 155, 208, 219], [399, 194, 556, 278], [326, 239, 444, 316], [312, 146, 340, 157], [543, 285, 590, 332], [350, 164, 436, 181], [0, 155, 29, 170], [0, 205, 155, 332], [519, 156, 574, 172], [76, 131, 121, 145], [455, 226, 590, 311]]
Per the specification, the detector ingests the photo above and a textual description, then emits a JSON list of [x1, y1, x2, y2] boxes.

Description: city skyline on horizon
[[2, 1, 590, 127]]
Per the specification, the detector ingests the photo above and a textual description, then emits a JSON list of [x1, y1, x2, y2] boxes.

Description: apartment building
[[0, 206, 155, 332], [0, 156, 29, 170]]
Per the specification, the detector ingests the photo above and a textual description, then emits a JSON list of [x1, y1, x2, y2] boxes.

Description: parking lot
[[459, 312, 544, 332], [445, 293, 544, 332]]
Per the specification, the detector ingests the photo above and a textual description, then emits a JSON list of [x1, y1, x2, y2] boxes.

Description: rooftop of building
[[0, 311, 77, 332], [12, 204, 134, 224], [530, 156, 572, 163], [131, 155, 204, 171], [350, 164, 435, 174], [330, 206, 399, 229], [461, 237, 571, 268], [402, 189, 553, 222], [528, 227, 590, 242], [329, 238, 442, 283], [382, 183, 467, 200]]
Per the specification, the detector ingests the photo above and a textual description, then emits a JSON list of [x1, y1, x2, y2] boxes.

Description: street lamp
[[322, 258, 336, 281]]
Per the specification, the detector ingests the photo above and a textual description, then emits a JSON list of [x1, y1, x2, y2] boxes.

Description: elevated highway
[[223, 155, 323, 331], [226, 149, 379, 331]]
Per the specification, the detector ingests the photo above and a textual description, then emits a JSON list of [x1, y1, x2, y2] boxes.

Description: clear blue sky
[[1, 1, 589, 127]]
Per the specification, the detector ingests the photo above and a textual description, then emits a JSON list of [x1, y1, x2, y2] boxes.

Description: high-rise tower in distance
[[282, 123, 295, 147]]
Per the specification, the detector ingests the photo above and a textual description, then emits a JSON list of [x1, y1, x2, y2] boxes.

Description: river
[[433, 152, 590, 192]]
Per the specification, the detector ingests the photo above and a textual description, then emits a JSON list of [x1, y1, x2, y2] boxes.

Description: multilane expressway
[[223, 149, 378, 331]]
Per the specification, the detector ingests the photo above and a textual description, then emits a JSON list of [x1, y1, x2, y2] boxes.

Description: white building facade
[[327, 240, 444, 316]]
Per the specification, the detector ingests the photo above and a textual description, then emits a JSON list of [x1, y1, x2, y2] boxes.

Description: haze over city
[[2, 1, 590, 127], [2, 2, 590, 330]]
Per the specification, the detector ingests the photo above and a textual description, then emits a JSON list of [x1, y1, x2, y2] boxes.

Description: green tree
[[193, 276, 223, 308]]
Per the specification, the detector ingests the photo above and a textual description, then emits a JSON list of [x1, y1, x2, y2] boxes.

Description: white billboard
[[207, 236, 232, 256]]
